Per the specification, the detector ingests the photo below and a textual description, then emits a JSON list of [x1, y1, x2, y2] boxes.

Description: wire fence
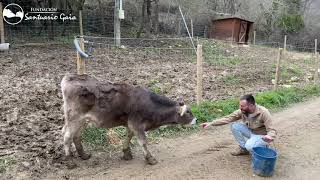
[[2, 6, 319, 103]]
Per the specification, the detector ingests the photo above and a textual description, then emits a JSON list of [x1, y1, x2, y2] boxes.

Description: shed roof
[[212, 16, 254, 23]]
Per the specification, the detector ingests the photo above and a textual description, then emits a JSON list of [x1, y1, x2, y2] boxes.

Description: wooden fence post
[[196, 44, 203, 105], [274, 48, 283, 90], [0, 2, 5, 44], [315, 52, 319, 84], [253, 31, 256, 45], [315, 39, 317, 54], [283, 35, 287, 51], [77, 10, 86, 75], [191, 19, 193, 38]]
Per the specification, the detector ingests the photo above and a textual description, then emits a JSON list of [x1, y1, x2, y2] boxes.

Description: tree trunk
[[97, 0, 106, 35], [48, 0, 54, 40], [61, 3, 73, 36], [153, 0, 159, 34], [137, 0, 146, 38], [175, 12, 181, 36], [145, 0, 152, 37]]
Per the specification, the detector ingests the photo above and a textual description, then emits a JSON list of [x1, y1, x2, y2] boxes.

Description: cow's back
[[61, 74, 131, 116], [61, 74, 101, 113]]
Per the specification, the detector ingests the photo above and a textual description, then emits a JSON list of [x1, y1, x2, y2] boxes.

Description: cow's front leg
[[136, 131, 158, 165], [122, 127, 134, 160]]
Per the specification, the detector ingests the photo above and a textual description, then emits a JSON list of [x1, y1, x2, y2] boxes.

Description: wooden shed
[[208, 17, 254, 44]]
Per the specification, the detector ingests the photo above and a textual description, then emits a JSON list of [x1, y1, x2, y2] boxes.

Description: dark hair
[[240, 94, 255, 105]]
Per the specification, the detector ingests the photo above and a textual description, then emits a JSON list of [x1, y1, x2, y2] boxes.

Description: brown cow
[[61, 74, 196, 165]]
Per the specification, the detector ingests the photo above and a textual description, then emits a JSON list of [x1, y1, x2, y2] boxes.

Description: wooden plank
[[77, 10, 85, 75], [0, 2, 5, 43], [315, 52, 319, 84], [196, 44, 203, 105], [274, 48, 283, 90], [284, 35, 287, 51]]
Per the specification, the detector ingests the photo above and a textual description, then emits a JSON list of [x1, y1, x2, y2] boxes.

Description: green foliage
[[82, 126, 107, 147], [278, 13, 304, 33], [271, 63, 304, 80], [220, 74, 242, 85], [201, 39, 245, 67], [0, 157, 16, 174], [191, 99, 239, 123]]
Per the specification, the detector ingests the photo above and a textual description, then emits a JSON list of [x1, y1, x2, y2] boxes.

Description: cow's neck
[[153, 108, 179, 127]]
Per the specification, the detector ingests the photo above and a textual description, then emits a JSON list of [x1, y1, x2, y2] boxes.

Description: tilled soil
[[0, 43, 314, 179]]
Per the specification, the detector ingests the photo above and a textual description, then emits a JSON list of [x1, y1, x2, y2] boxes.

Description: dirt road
[[38, 98, 320, 180]]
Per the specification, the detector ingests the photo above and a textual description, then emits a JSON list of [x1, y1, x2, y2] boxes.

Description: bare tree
[[154, 0, 159, 34]]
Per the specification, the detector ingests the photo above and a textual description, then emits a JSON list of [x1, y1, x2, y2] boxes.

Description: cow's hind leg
[[63, 114, 89, 160], [128, 123, 157, 165], [63, 124, 73, 160], [138, 131, 157, 165], [73, 120, 91, 160], [122, 127, 134, 160]]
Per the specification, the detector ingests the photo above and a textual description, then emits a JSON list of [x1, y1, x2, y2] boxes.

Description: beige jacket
[[212, 105, 277, 138]]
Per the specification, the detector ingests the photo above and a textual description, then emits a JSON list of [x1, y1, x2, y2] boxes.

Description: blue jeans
[[231, 122, 268, 152]]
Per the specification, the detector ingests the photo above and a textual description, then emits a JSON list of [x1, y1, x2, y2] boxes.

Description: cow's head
[[177, 102, 197, 125]]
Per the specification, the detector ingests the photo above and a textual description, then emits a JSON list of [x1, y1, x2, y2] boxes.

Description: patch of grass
[[147, 80, 172, 95], [55, 36, 74, 44], [82, 85, 320, 148], [191, 98, 239, 123], [272, 63, 304, 80], [148, 125, 199, 140], [201, 39, 245, 67], [82, 126, 107, 148], [0, 156, 16, 174], [220, 74, 242, 85], [303, 57, 313, 65], [82, 126, 128, 148]]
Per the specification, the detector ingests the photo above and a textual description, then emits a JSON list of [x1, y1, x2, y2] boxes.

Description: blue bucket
[[252, 147, 278, 177]]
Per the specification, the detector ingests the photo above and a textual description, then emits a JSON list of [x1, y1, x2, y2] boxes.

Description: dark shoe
[[230, 146, 249, 156]]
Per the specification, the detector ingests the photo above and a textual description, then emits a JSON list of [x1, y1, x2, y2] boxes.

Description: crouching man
[[200, 94, 277, 156]]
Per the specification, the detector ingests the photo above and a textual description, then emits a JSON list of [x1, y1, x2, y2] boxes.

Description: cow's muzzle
[[190, 117, 197, 125]]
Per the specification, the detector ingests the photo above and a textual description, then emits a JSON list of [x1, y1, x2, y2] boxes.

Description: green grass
[[219, 74, 242, 85], [200, 39, 245, 67], [303, 56, 313, 65], [272, 63, 305, 80], [82, 85, 320, 148], [0, 156, 16, 174]]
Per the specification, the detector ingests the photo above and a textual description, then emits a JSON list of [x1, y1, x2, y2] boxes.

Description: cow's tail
[[61, 75, 71, 132]]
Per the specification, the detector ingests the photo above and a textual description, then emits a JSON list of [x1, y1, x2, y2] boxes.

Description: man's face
[[240, 100, 254, 114]]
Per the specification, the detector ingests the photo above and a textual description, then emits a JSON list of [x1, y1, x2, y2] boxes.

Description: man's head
[[239, 94, 256, 114]]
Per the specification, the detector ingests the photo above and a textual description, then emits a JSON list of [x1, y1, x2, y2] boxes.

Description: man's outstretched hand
[[200, 122, 212, 129], [262, 135, 273, 143]]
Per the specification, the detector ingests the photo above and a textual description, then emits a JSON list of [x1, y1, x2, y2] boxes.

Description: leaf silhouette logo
[[3, 3, 24, 25]]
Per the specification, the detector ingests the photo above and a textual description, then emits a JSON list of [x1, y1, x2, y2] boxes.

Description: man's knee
[[245, 136, 266, 152], [231, 122, 245, 132], [244, 141, 254, 152]]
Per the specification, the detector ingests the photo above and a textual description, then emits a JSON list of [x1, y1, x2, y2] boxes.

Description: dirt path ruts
[[40, 98, 320, 180]]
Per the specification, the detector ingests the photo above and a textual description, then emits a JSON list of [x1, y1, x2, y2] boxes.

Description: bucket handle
[[254, 136, 278, 151]]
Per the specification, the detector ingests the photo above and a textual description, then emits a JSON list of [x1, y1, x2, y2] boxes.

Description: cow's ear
[[178, 98, 185, 106]]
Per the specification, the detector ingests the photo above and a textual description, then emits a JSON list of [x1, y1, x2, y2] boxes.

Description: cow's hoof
[[63, 155, 73, 161], [146, 156, 158, 165], [80, 153, 91, 160], [66, 161, 78, 169], [122, 149, 133, 160]]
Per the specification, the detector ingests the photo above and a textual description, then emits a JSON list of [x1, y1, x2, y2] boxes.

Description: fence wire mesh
[[2, 5, 319, 103]]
